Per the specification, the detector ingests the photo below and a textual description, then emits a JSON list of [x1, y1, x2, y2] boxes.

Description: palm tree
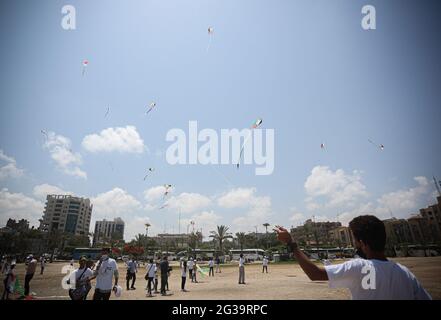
[[209, 225, 233, 254], [235, 232, 246, 252]]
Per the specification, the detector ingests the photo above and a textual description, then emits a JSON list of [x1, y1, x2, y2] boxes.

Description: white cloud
[[166, 192, 212, 213], [219, 188, 273, 232], [217, 188, 259, 208], [0, 188, 44, 227], [0, 150, 24, 180], [289, 209, 305, 226], [338, 176, 433, 226], [32, 184, 73, 200], [180, 211, 222, 237], [43, 132, 87, 179], [90, 188, 144, 241], [82, 126, 145, 154], [123, 216, 160, 241], [91, 188, 142, 220], [144, 185, 168, 203], [304, 166, 368, 210]]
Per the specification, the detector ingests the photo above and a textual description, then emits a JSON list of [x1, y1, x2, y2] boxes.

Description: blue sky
[[1, 0, 440, 240]]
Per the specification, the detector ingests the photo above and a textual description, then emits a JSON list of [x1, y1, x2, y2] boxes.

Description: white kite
[[104, 106, 110, 118], [82, 59, 89, 76], [143, 168, 154, 181], [146, 102, 157, 115], [368, 139, 384, 151], [207, 26, 214, 52]]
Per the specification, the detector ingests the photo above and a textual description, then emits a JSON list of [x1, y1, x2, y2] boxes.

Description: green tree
[[209, 225, 233, 254], [235, 232, 246, 252]]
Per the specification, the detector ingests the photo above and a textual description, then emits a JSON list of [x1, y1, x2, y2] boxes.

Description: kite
[[146, 102, 156, 115], [159, 204, 168, 210], [163, 184, 172, 197], [41, 130, 48, 141], [320, 143, 325, 150], [368, 139, 384, 151], [104, 106, 110, 118], [143, 168, 154, 181], [236, 118, 263, 169], [196, 264, 208, 277], [82, 59, 89, 76], [207, 27, 214, 52]]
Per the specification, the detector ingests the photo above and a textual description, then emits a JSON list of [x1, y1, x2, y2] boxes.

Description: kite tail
[[206, 36, 212, 52]]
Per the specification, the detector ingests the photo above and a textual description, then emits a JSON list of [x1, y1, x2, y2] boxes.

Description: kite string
[[209, 164, 235, 189], [237, 130, 253, 167]]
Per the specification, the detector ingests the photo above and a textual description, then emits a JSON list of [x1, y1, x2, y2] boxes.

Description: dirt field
[[6, 256, 441, 300]]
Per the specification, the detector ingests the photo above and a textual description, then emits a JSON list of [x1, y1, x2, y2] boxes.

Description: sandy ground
[[6, 256, 441, 300]]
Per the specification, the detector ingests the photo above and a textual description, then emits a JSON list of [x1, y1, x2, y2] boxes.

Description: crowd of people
[[1, 215, 434, 300]]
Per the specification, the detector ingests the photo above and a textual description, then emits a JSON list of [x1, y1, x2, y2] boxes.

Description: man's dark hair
[[349, 215, 386, 252], [101, 247, 111, 253]]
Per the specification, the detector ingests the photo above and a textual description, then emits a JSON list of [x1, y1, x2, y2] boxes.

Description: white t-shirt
[[239, 258, 245, 267], [146, 263, 155, 278], [262, 258, 268, 266], [95, 258, 118, 291], [70, 267, 93, 289], [325, 258, 432, 300], [208, 260, 214, 267], [181, 265, 187, 277], [154, 264, 158, 278], [188, 261, 194, 270]]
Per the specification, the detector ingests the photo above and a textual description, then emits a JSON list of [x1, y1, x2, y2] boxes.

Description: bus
[[230, 249, 265, 262], [72, 248, 102, 260], [176, 249, 222, 261]]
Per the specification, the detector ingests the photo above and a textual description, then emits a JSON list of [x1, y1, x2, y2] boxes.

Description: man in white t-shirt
[[208, 258, 215, 277], [238, 254, 245, 284], [188, 258, 195, 283], [90, 248, 119, 300], [274, 215, 432, 300], [145, 259, 156, 297], [262, 256, 269, 273]]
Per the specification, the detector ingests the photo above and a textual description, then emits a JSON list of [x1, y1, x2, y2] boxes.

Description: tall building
[[383, 218, 414, 245], [93, 218, 125, 246], [39, 195, 92, 236], [291, 219, 341, 246], [418, 196, 441, 243], [329, 226, 354, 247]]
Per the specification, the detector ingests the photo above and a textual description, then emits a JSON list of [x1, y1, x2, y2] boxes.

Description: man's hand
[[274, 225, 293, 244]]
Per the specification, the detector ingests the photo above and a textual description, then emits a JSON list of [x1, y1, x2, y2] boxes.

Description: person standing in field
[[154, 260, 160, 294], [1, 259, 15, 300], [40, 256, 45, 275], [208, 257, 215, 277], [126, 257, 137, 290], [215, 256, 221, 273], [68, 256, 93, 300], [145, 259, 155, 297], [274, 215, 432, 300], [188, 257, 195, 283], [90, 248, 119, 300], [238, 253, 246, 284], [24, 255, 37, 296], [181, 259, 188, 292], [262, 256, 269, 273], [159, 256, 169, 296]]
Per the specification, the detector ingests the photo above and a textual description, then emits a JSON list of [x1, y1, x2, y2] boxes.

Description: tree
[[235, 232, 246, 252], [209, 225, 233, 254], [263, 223, 270, 233]]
